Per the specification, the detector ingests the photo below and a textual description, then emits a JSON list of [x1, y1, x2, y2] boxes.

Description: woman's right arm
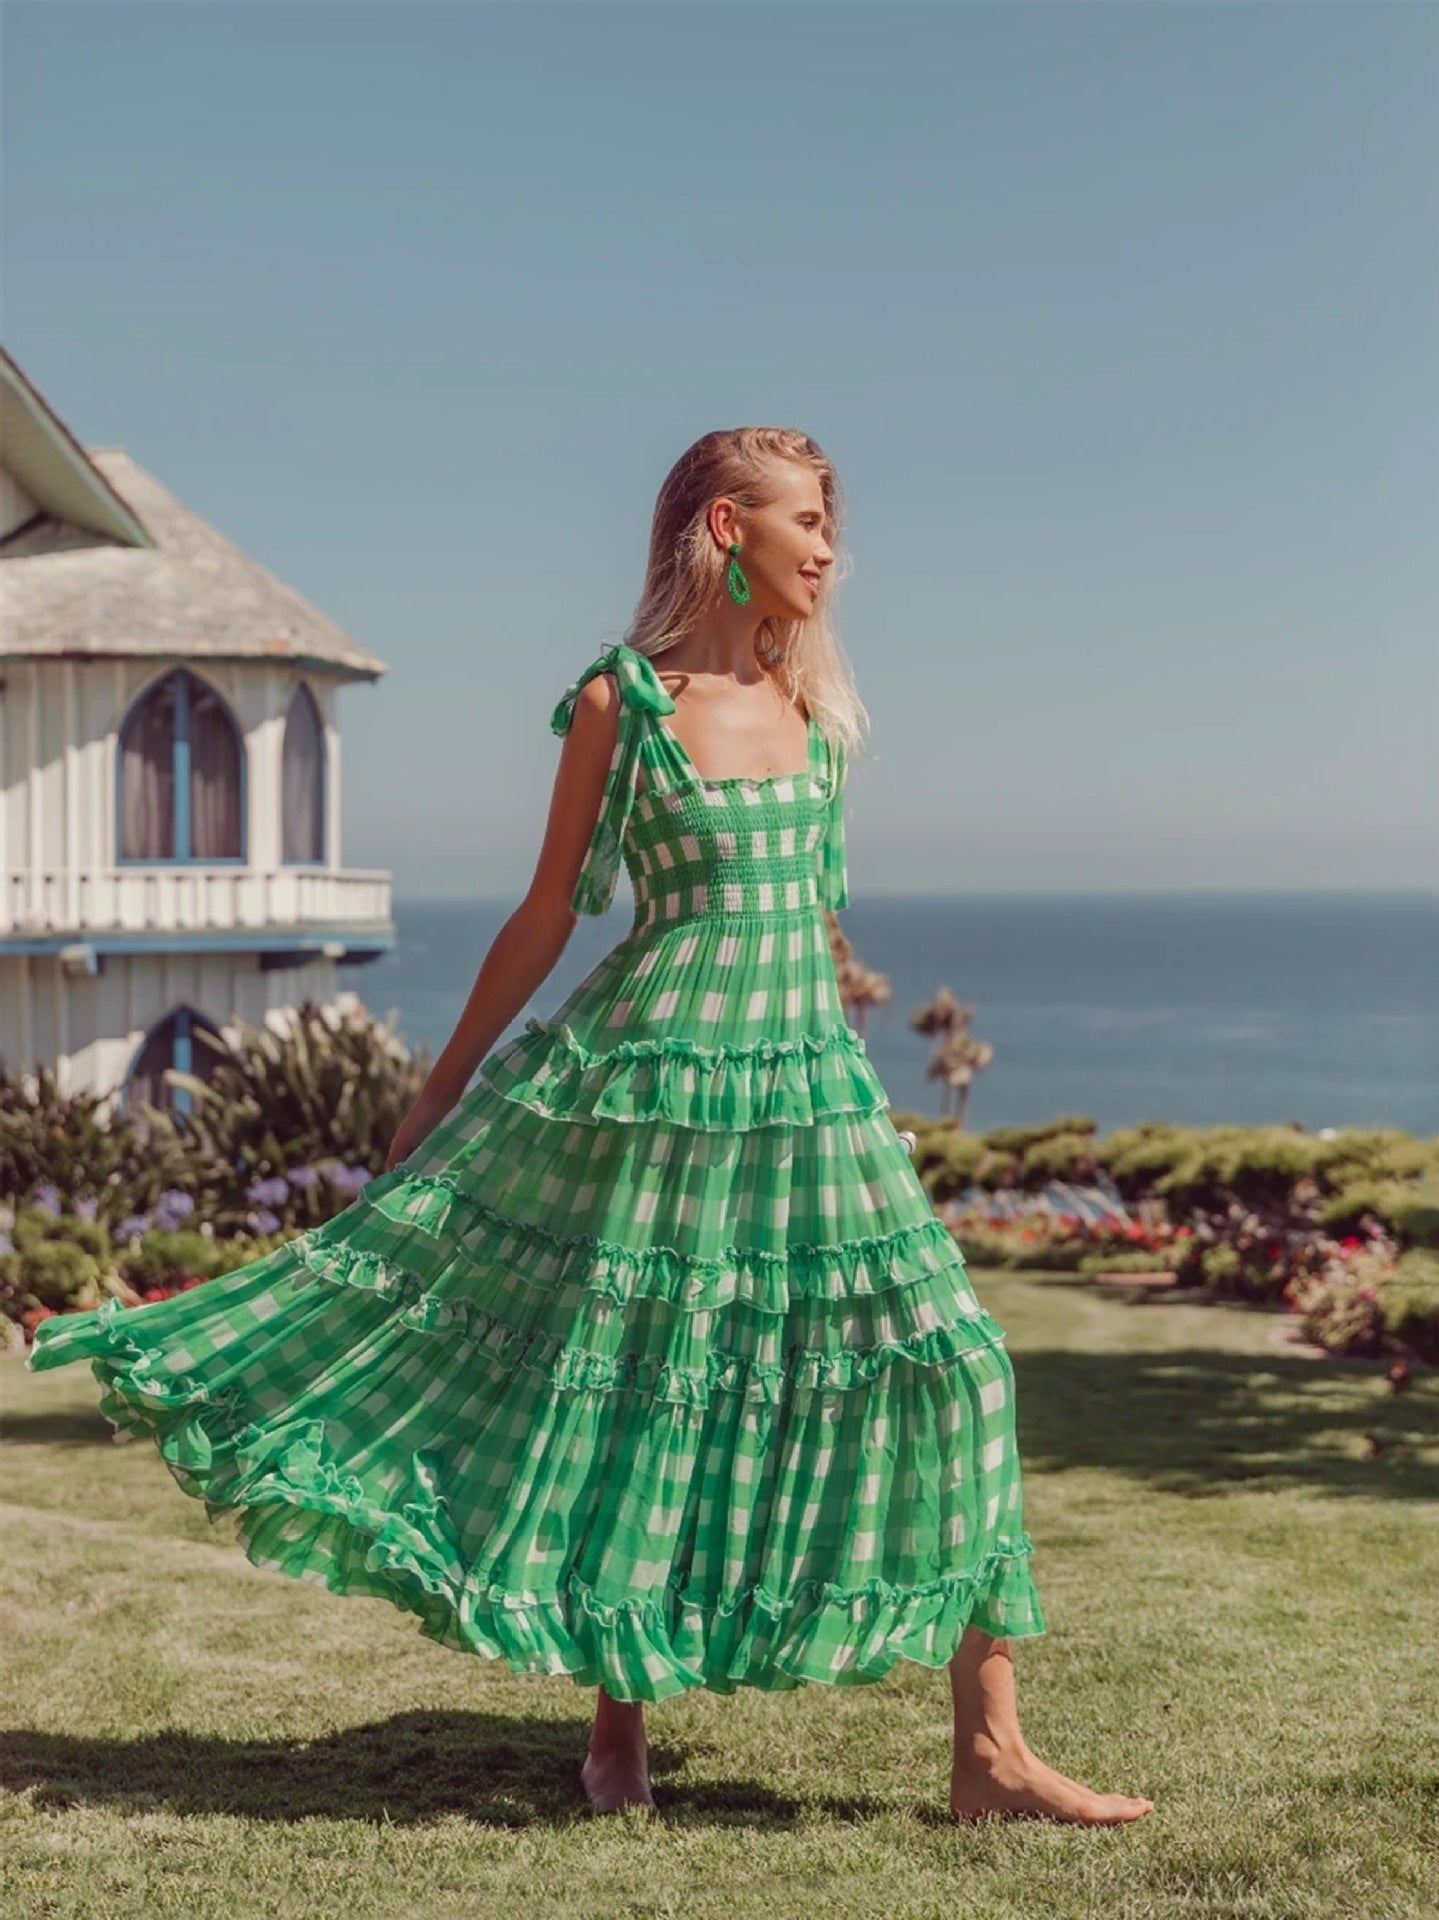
[[385, 671, 623, 1171]]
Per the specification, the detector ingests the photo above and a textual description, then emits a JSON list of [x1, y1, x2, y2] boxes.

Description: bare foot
[[580, 1741, 655, 1813], [951, 1742, 1153, 1826]]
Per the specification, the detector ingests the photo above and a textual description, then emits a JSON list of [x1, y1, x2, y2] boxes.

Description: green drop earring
[[725, 541, 751, 606]]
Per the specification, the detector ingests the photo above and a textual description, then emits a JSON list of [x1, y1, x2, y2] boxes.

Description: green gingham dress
[[27, 640, 1045, 1701]]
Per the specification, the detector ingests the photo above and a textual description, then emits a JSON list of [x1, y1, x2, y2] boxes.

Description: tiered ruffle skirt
[[27, 1009, 1045, 1701]]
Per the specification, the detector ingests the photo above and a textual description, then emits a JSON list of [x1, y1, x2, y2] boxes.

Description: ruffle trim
[[36, 1343, 1047, 1696], [294, 1241, 1010, 1405], [475, 1018, 889, 1129], [27, 1292, 255, 1406], [28, 1237, 1010, 1413], [318, 1168, 969, 1316]]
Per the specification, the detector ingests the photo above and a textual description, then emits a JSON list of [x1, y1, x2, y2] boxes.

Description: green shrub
[[207, 1230, 299, 1273], [1020, 1130, 1101, 1186], [1319, 1175, 1439, 1244], [119, 1230, 234, 1289], [1381, 1248, 1439, 1362], [12, 1208, 111, 1261], [0, 1065, 194, 1227], [951, 1226, 1013, 1269], [950, 1220, 1093, 1273], [1, 1001, 426, 1238], [167, 1001, 428, 1230], [911, 1129, 988, 1200], [13, 1239, 101, 1311], [1102, 1125, 1198, 1196], [1191, 1244, 1283, 1305], [1153, 1128, 1324, 1212], [981, 1117, 1097, 1157], [1318, 1180, 1409, 1234], [1314, 1130, 1436, 1187], [1077, 1248, 1182, 1275], [975, 1149, 1019, 1188], [1388, 1181, 1439, 1251], [1010, 1238, 1088, 1272], [1289, 1259, 1388, 1357]]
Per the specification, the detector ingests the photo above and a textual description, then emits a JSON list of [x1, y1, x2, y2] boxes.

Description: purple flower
[[245, 1176, 290, 1209], [246, 1209, 282, 1235], [286, 1163, 320, 1191], [115, 1214, 151, 1246], [155, 1189, 194, 1226], [32, 1183, 61, 1218], [324, 1164, 373, 1198], [74, 1197, 99, 1223]]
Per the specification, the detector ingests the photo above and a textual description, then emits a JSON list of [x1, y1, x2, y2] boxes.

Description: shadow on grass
[[1011, 1344, 1439, 1501], [0, 1710, 889, 1828], [0, 1405, 115, 1448]]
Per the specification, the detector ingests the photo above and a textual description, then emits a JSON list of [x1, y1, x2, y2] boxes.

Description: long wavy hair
[[618, 427, 868, 764]]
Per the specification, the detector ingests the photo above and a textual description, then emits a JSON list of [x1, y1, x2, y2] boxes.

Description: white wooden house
[[0, 346, 394, 1106]]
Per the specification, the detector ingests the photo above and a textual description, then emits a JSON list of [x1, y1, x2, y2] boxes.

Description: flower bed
[[893, 1113, 1439, 1364], [1, 997, 424, 1346]]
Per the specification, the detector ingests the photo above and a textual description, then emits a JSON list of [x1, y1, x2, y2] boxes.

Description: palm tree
[[910, 991, 996, 1130], [826, 911, 893, 1037], [926, 1028, 995, 1129]]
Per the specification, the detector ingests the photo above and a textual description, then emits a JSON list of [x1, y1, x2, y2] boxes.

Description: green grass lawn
[[2, 1273, 1436, 1920]]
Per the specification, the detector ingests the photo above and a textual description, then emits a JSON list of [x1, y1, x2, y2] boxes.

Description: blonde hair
[[618, 427, 868, 764]]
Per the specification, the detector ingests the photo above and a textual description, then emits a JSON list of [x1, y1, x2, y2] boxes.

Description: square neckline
[[651, 711, 823, 793]]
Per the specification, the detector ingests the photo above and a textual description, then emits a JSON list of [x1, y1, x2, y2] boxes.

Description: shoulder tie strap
[[549, 642, 677, 915], [549, 640, 677, 737], [819, 739, 849, 911]]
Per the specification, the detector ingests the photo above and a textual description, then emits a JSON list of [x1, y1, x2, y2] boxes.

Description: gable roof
[[0, 348, 386, 681]]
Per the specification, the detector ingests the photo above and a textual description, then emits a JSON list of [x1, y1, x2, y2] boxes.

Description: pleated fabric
[[27, 640, 1045, 1701]]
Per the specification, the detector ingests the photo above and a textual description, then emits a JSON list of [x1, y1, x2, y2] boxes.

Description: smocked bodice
[[549, 642, 848, 927]]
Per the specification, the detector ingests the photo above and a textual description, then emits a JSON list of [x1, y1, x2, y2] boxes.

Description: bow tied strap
[[819, 741, 849, 910], [549, 643, 676, 916], [549, 641, 676, 737]]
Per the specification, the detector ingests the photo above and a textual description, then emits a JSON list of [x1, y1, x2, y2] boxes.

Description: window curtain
[[189, 680, 242, 859], [120, 677, 176, 860], [282, 683, 325, 862]]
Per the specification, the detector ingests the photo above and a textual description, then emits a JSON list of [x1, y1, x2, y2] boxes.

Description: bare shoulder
[[558, 672, 624, 771], [572, 670, 622, 728]]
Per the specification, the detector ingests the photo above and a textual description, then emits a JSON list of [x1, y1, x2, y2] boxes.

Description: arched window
[[281, 681, 326, 864], [118, 670, 244, 862], [125, 1006, 229, 1115]]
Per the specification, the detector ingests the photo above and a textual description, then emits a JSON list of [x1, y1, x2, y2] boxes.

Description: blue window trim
[[116, 668, 248, 866], [121, 1003, 226, 1117], [281, 678, 328, 867]]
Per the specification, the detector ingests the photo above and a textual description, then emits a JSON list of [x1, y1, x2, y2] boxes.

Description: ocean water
[[341, 892, 1438, 1136]]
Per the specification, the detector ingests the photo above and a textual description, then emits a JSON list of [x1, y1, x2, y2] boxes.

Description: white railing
[[1, 866, 393, 937]]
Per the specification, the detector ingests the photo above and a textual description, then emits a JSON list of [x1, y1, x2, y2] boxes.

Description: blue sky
[[7, 1, 1435, 896]]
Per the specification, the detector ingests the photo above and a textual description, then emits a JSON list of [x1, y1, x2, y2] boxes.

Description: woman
[[30, 427, 1152, 1827]]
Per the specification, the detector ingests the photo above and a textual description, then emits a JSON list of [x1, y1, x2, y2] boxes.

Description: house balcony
[[0, 865, 395, 965]]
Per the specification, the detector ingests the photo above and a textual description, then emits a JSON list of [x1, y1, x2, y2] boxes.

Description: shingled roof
[[0, 348, 387, 682]]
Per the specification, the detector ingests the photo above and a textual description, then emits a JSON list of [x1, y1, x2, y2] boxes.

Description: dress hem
[[60, 1345, 1048, 1701]]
